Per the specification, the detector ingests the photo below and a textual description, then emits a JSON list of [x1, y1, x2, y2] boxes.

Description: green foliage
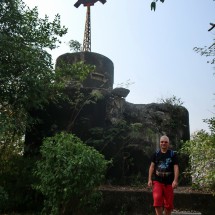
[[0, 0, 68, 140], [55, 60, 94, 89], [157, 95, 184, 106], [180, 126, 215, 193], [90, 89, 104, 102], [194, 41, 215, 65], [0, 0, 96, 148], [50, 59, 95, 132], [68, 40, 82, 52], [86, 120, 129, 151], [191, 8, 215, 192], [193, 14, 215, 65], [0, 186, 8, 211], [33, 132, 109, 215], [119, 204, 128, 215], [204, 117, 215, 133], [62, 87, 102, 132], [0, 139, 40, 213], [85, 120, 151, 184]]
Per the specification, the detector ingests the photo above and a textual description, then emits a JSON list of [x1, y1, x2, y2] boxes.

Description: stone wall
[[98, 187, 215, 215]]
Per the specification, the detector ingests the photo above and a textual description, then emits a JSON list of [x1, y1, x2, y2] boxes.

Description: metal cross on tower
[[74, 0, 107, 52]]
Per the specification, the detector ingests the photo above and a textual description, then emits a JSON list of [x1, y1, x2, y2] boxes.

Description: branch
[[208, 23, 215, 31]]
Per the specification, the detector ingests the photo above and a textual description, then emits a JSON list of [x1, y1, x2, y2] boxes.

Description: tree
[[181, 12, 215, 192], [181, 128, 215, 193], [0, 0, 93, 144], [34, 132, 109, 215], [0, 0, 66, 136], [68, 40, 82, 52], [194, 20, 215, 65]]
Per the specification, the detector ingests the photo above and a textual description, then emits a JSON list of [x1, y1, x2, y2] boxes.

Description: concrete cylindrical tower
[[56, 52, 114, 89]]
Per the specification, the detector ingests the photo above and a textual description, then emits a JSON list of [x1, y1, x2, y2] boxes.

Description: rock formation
[[25, 52, 190, 184]]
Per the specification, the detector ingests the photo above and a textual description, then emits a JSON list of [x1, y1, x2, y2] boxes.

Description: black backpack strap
[[170, 150, 175, 157], [156, 149, 160, 156], [156, 149, 174, 157]]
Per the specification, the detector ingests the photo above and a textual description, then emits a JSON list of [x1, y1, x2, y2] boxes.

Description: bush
[[181, 129, 215, 192], [0, 138, 40, 213], [0, 186, 8, 211], [34, 132, 109, 215], [157, 95, 184, 106]]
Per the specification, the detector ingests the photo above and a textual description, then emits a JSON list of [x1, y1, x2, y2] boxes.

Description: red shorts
[[152, 181, 174, 210]]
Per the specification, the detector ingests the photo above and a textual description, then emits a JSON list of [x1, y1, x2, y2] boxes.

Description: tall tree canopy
[[0, 0, 95, 147], [0, 0, 68, 140]]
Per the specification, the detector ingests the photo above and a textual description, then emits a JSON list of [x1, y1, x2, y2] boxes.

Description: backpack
[[155, 149, 175, 160]]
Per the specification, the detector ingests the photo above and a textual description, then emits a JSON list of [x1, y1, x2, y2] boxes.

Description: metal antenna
[[74, 0, 107, 52], [83, 6, 91, 52]]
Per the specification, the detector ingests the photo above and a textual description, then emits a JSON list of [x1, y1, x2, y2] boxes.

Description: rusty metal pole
[[82, 5, 91, 52]]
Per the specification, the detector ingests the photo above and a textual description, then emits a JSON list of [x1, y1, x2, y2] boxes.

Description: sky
[[23, 0, 215, 134]]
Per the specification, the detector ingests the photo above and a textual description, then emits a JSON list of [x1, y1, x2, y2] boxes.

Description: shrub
[[34, 132, 109, 215], [181, 129, 215, 192], [0, 138, 40, 213], [157, 95, 184, 106], [0, 186, 8, 211]]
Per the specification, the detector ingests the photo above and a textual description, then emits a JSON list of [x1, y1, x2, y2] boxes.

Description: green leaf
[[160, 0, 165, 3], [33, 132, 109, 214]]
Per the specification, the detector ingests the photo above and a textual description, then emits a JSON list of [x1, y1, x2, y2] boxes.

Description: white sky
[[23, 0, 215, 134]]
